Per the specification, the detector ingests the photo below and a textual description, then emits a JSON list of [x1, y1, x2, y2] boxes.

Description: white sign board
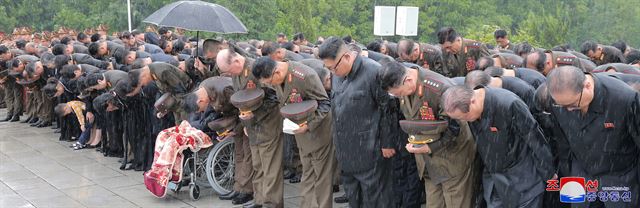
[[395, 6, 419, 36], [374, 6, 396, 36]]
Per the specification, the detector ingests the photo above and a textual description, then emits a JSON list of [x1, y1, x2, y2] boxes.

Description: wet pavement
[[0, 109, 348, 208]]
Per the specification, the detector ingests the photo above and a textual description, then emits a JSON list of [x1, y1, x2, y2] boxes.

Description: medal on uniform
[[246, 80, 256, 89], [419, 101, 435, 120], [466, 57, 475, 71], [288, 88, 302, 103]]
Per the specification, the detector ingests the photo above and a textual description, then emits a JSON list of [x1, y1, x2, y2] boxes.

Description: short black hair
[[183, 92, 200, 113], [378, 60, 407, 91], [54, 54, 71, 70], [85, 72, 105, 88], [464, 70, 491, 88], [342, 35, 353, 44], [318, 37, 345, 60], [514, 42, 534, 57], [120, 31, 132, 39], [261, 41, 282, 56], [366, 40, 383, 52], [90, 33, 101, 42], [0, 45, 9, 54], [397, 39, 415, 58], [436, 27, 458, 44], [128, 69, 141, 87], [131, 58, 147, 70], [158, 27, 170, 35], [202, 39, 222, 54], [626, 49, 640, 64], [59, 64, 80, 79], [293, 32, 305, 41], [52, 44, 67, 55], [158, 39, 170, 51], [88, 42, 100, 56], [251, 57, 277, 79], [484, 66, 505, 77], [15, 39, 27, 50], [528, 50, 547, 73], [173, 39, 185, 54], [60, 36, 72, 45], [580, 41, 598, 55], [277, 33, 286, 38], [281, 42, 295, 51], [611, 40, 627, 53], [494, 29, 507, 39], [476, 56, 494, 71], [77, 32, 88, 41]]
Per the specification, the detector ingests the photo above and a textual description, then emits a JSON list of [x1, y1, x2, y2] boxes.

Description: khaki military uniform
[[444, 39, 491, 77], [275, 61, 334, 208], [148, 62, 193, 123], [399, 65, 478, 208], [232, 58, 284, 208]]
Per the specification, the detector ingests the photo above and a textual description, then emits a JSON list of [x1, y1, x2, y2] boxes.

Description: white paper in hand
[[283, 118, 299, 135]]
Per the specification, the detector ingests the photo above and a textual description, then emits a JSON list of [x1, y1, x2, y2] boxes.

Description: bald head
[[397, 39, 414, 58], [525, 50, 546, 73], [465, 70, 491, 88], [216, 49, 243, 75], [546, 66, 585, 95]]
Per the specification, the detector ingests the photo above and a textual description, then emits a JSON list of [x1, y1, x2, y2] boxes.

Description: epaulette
[[291, 67, 305, 80], [423, 78, 444, 93], [556, 56, 576, 65]]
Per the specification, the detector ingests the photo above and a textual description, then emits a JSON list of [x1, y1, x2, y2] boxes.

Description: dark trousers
[[283, 134, 302, 175], [392, 154, 423, 208], [342, 159, 394, 208], [4, 81, 23, 116], [106, 110, 124, 156]]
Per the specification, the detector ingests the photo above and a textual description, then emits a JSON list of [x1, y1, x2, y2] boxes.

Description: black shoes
[[289, 174, 301, 183], [333, 185, 340, 193], [283, 170, 295, 179], [242, 202, 262, 208], [232, 193, 254, 205], [9, 115, 20, 122], [334, 193, 349, 203], [37, 121, 51, 128], [219, 191, 238, 200], [30, 120, 42, 127], [29, 117, 40, 124]]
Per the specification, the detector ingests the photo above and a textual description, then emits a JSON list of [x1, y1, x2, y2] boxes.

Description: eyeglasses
[[552, 88, 583, 110], [328, 52, 346, 72]]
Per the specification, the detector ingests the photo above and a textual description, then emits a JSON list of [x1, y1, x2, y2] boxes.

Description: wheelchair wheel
[[183, 148, 212, 188], [189, 184, 200, 200], [205, 137, 235, 195]]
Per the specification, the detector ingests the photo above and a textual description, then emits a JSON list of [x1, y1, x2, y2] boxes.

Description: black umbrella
[[143, 0, 247, 34], [143, 1, 248, 58]]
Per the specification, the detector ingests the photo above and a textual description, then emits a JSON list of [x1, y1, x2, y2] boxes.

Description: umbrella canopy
[[143, 0, 248, 34]]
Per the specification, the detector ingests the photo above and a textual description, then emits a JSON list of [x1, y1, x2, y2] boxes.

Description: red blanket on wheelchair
[[144, 121, 213, 198]]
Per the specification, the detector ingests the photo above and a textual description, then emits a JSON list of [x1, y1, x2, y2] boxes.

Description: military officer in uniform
[[129, 62, 192, 123], [475, 53, 523, 71], [524, 50, 584, 75], [580, 41, 626, 66], [252, 57, 335, 208], [183, 76, 255, 205], [379, 61, 478, 208], [442, 85, 556, 208], [437, 27, 491, 77], [494, 29, 515, 51], [217, 47, 284, 208], [396, 39, 448, 77]]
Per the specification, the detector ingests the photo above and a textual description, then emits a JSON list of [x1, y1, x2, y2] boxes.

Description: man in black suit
[[441, 85, 555, 208], [318, 37, 395, 208]]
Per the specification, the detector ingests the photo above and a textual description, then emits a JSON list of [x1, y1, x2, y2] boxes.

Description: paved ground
[[0, 109, 348, 208]]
